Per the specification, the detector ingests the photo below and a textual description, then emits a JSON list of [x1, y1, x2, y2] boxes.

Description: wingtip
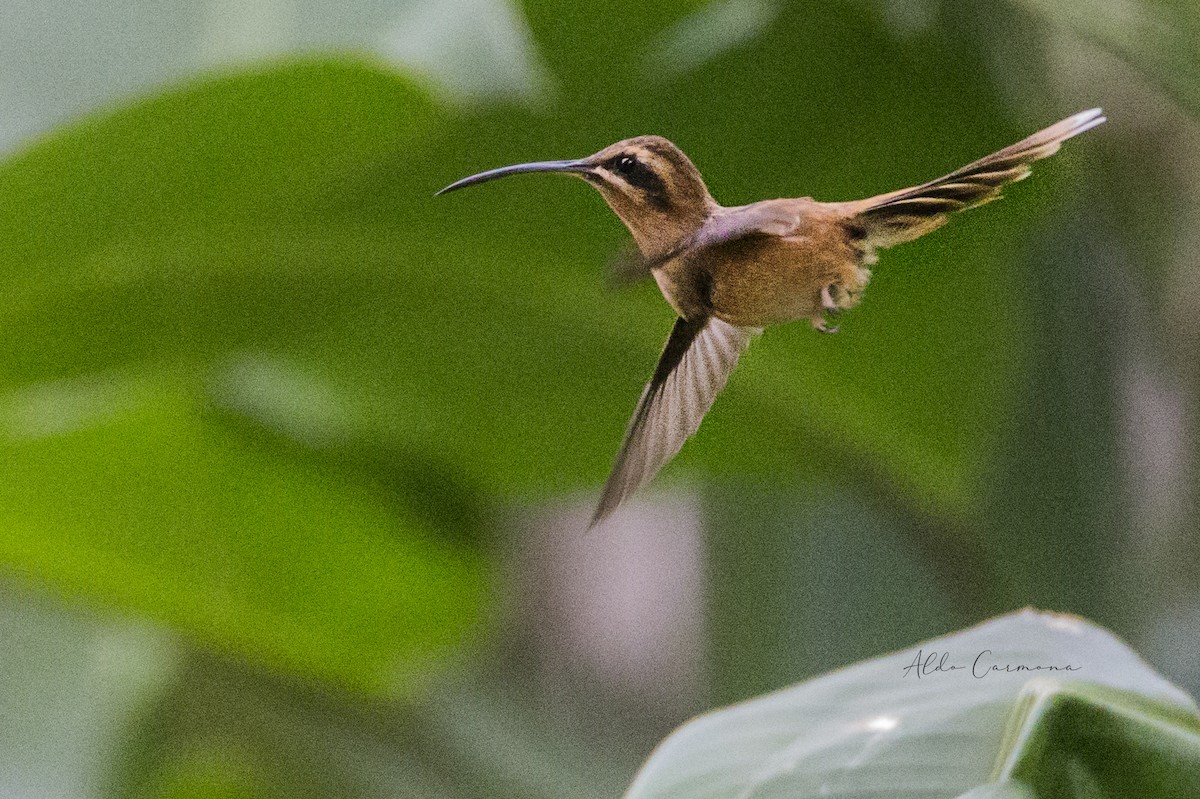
[[588, 495, 616, 532]]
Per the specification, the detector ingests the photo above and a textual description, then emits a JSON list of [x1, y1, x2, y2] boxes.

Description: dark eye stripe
[[604, 153, 671, 209]]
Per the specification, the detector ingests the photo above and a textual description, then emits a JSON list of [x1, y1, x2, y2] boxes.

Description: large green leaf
[[625, 610, 1200, 798], [0, 372, 487, 693], [0, 58, 489, 693]]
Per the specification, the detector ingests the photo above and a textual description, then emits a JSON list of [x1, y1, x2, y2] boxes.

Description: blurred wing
[[591, 315, 758, 527], [614, 202, 802, 279], [688, 201, 801, 251], [607, 241, 655, 287]]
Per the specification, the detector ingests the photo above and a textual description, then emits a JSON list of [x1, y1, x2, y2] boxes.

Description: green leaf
[[0, 373, 488, 693], [1000, 683, 1200, 796], [625, 610, 1200, 799], [0, 58, 491, 693], [955, 784, 1035, 799]]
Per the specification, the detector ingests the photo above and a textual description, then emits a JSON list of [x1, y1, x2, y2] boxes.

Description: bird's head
[[438, 136, 716, 259]]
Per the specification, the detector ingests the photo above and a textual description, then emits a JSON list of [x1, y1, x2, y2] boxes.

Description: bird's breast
[[701, 233, 868, 328]]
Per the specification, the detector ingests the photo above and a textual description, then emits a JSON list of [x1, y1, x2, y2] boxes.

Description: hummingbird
[[437, 108, 1106, 526]]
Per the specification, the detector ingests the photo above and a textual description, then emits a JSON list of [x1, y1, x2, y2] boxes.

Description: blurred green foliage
[[1014, 0, 1200, 115], [0, 60, 489, 693], [1, 0, 1197, 797]]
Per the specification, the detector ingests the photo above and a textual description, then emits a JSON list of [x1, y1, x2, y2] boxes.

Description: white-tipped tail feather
[[850, 108, 1106, 250]]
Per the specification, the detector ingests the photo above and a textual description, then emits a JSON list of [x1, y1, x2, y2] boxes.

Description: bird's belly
[[706, 238, 868, 328]]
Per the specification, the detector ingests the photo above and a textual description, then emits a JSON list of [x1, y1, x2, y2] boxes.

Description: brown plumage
[[437, 108, 1106, 526]]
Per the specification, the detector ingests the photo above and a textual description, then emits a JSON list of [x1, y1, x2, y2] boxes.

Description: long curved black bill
[[436, 159, 591, 196]]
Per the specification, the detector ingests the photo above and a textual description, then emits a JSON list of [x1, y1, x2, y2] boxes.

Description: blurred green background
[[1, 0, 1197, 796]]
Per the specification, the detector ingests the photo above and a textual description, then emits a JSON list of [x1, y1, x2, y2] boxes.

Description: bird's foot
[[812, 317, 839, 334], [813, 284, 843, 333], [820, 283, 841, 314]]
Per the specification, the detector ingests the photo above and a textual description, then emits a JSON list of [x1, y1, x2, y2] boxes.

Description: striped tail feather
[[848, 108, 1105, 251]]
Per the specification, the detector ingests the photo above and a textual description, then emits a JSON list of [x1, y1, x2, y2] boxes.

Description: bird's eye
[[607, 154, 640, 175], [602, 151, 670, 207]]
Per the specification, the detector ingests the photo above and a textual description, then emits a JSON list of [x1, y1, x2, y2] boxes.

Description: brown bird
[[438, 108, 1105, 526]]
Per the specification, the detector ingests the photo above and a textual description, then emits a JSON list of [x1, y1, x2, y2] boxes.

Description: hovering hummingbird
[[438, 108, 1106, 526]]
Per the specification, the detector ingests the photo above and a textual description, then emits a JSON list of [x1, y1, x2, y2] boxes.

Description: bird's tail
[[846, 108, 1105, 252]]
